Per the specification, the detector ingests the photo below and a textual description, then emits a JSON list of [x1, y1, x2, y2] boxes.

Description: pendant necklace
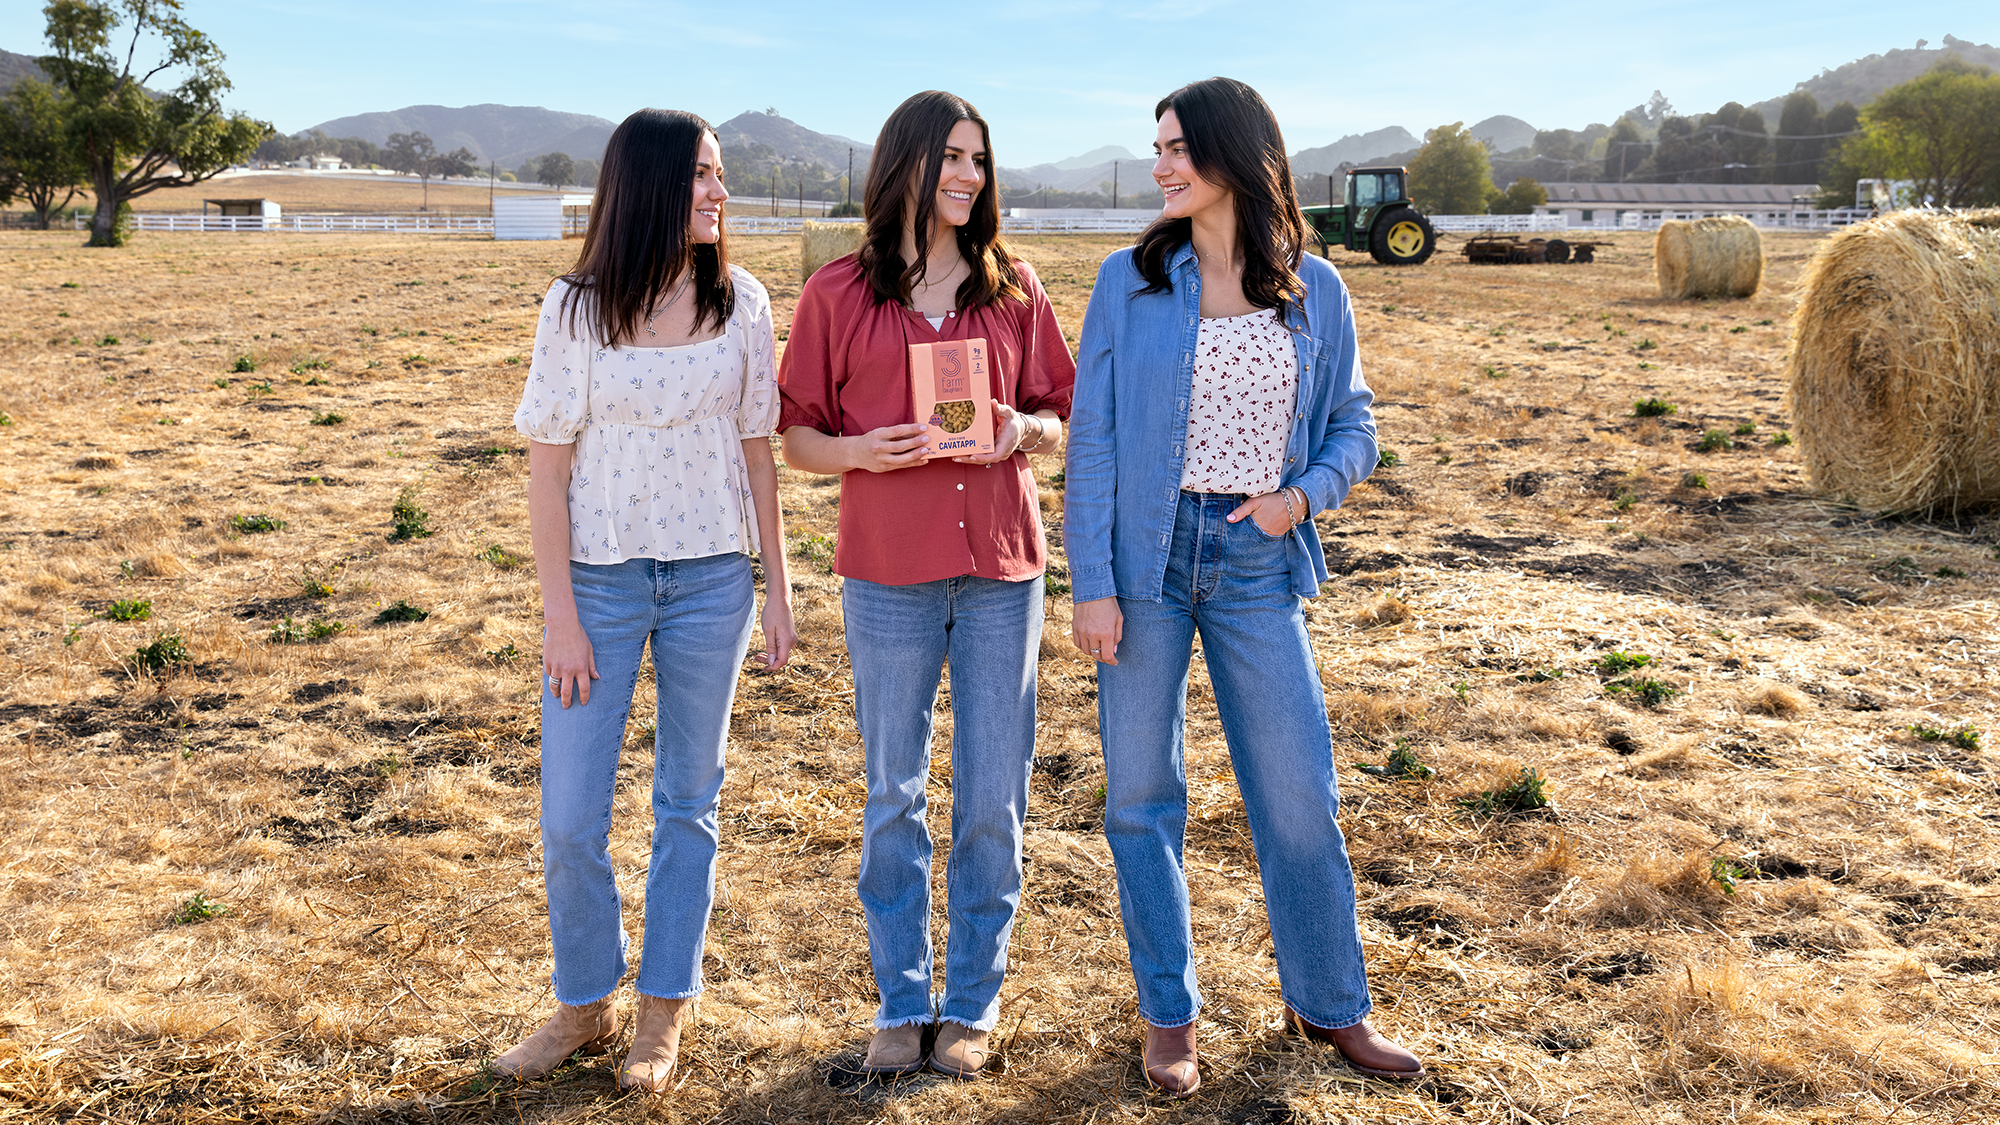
[[643, 271, 694, 338]]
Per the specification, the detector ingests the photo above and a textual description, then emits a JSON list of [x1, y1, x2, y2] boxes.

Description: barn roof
[[1531, 183, 1822, 207]]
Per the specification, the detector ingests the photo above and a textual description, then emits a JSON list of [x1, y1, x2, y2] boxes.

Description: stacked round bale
[[1785, 209, 2000, 515], [1655, 215, 1764, 299], [801, 220, 867, 285]]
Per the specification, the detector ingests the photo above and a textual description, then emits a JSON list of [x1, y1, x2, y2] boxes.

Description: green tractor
[[1301, 165, 1437, 266]]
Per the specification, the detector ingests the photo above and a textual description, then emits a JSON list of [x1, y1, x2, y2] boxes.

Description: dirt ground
[[0, 224, 1995, 1124]]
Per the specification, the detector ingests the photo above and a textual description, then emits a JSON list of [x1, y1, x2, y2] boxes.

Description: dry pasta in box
[[909, 337, 995, 459]]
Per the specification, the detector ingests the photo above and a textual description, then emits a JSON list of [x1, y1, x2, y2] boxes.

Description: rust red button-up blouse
[[778, 254, 1076, 586]]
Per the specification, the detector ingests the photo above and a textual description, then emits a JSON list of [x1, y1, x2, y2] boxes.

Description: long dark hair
[[560, 108, 733, 343], [859, 90, 1024, 309], [1134, 77, 1308, 322]]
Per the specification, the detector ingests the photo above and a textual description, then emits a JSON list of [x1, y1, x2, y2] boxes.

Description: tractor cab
[[1302, 165, 1436, 266]]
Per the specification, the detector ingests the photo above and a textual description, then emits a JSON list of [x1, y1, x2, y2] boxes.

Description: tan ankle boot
[[492, 996, 619, 1080], [928, 1023, 991, 1079], [861, 1023, 927, 1075], [619, 994, 692, 1093], [1143, 1020, 1200, 1097]]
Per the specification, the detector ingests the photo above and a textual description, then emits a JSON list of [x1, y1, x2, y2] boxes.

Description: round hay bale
[[1654, 215, 1763, 299], [1785, 209, 2000, 515], [800, 220, 866, 285]]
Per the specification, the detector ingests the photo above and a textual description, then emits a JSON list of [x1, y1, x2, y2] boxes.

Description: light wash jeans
[[842, 573, 1043, 1031], [538, 553, 754, 1005], [1098, 491, 1372, 1030]]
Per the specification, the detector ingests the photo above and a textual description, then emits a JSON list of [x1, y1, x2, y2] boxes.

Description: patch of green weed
[[100, 599, 151, 622], [374, 600, 429, 624], [170, 892, 229, 925], [1458, 767, 1551, 816]]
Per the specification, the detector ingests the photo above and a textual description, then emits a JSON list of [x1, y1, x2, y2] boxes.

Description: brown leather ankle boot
[[492, 996, 619, 1080], [619, 994, 693, 1093], [1285, 1007, 1425, 1079], [1143, 1020, 1200, 1097]]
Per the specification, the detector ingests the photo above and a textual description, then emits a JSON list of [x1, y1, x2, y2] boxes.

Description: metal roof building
[[1528, 182, 1824, 227]]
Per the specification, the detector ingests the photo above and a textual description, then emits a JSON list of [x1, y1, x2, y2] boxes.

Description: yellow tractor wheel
[[1369, 209, 1436, 266]]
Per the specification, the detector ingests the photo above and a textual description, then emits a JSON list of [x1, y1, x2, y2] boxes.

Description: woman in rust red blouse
[[778, 90, 1075, 1080]]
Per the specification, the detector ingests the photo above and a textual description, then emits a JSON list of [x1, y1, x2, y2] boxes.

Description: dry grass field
[[0, 224, 1995, 1124]]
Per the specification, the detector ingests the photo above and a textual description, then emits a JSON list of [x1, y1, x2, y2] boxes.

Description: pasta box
[[909, 337, 995, 459]]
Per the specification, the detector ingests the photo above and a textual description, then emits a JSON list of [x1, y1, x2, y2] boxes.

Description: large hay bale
[[1785, 209, 2000, 515], [1655, 215, 1763, 299], [801, 220, 866, 285]]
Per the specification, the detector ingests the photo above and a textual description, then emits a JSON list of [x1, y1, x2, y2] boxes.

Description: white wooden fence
[[1425, 213, 1570, 233], [99, 206, 1891, 239], [120, 212, 498, 233], [1603, 208, 1873, 231]]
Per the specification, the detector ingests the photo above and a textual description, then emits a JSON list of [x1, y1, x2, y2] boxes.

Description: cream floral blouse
[[1179, 309, 1299, 495], [514, 265, 778, 563]]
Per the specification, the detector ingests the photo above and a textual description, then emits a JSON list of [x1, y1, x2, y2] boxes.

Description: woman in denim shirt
[[1064, 77, 1424, 1095]]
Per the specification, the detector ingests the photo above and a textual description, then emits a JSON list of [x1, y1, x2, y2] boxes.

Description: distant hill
[[1470, 115, 1537, 154], [1750, 34, 2000, 125], [0, 47, 48, 91], [303, 104, 617, 168], [716, 111, 871, 173], [999, 154, 1150, 194], [1291, 127, 1421, 175], [1052, 145, 1139, 171]]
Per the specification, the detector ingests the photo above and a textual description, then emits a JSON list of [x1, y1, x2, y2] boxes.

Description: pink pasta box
[[909, 337, 996, 459]]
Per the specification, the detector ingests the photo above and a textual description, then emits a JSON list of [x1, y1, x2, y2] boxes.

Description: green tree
[[39, 0, 271, 247], [1813, 101, 1865, 207], [1407, 122, 1495, 215], [384, 130, 475, 210], [0, 77, 87, 228], [1847, 58, 2000, 208], [1603, 117, 1646, 181], [1774, 91, 1825, 182], [535, 151, 574, 188], [1488, 177, 1548, 214]]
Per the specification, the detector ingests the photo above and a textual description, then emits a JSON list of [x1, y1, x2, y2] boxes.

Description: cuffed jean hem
[[636, 986, 702, 1001], [1137, 1004, 1200, 1029], [1284, 995, 1372, 1032], [873, 1012, 936, 1030], [554, 983, 621, 1008], [937, 1013, 1001, 1032]]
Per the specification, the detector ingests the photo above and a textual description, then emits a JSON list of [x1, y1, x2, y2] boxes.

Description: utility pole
[[489, 160, 495, 209], [770, 167, 777, 216], [847, 147, 853, 209], [1112, 161, 1118, 210], [798, 171, 804, 217]]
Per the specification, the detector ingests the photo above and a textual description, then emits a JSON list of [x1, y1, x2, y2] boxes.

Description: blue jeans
[[1098, 491, 1372, 1029], [842, 574, 1044, 1031], [538, 553, 754, 1005]]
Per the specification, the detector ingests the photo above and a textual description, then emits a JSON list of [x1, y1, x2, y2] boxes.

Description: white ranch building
[[1527, 182, 1825, 229], [493, 193, 594, 240]]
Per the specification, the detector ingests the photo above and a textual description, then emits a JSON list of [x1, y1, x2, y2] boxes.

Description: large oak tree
[[39, 0, 269, 246], [1407, 122, 1496, 216], [1848, 57, 2000, 208]]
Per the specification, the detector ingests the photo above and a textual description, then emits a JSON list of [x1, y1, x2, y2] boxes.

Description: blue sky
[[3, 2, 1993, 166]]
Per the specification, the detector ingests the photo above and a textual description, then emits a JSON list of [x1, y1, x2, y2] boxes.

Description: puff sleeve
[[513, 280, 594, 445], [732, 267, 780, 439]]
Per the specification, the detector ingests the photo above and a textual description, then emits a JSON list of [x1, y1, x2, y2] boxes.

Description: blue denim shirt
[[1063, 242, 1377, 603]]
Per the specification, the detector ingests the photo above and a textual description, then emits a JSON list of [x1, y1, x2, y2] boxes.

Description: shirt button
[[957, 483, 964, 490], [959, 521, 965, 529]]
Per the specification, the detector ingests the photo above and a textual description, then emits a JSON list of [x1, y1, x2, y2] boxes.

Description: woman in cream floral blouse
[[500, 107, 795, 1095]]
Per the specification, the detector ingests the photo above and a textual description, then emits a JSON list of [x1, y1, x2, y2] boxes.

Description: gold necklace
[[643, 271, 694, 338]]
